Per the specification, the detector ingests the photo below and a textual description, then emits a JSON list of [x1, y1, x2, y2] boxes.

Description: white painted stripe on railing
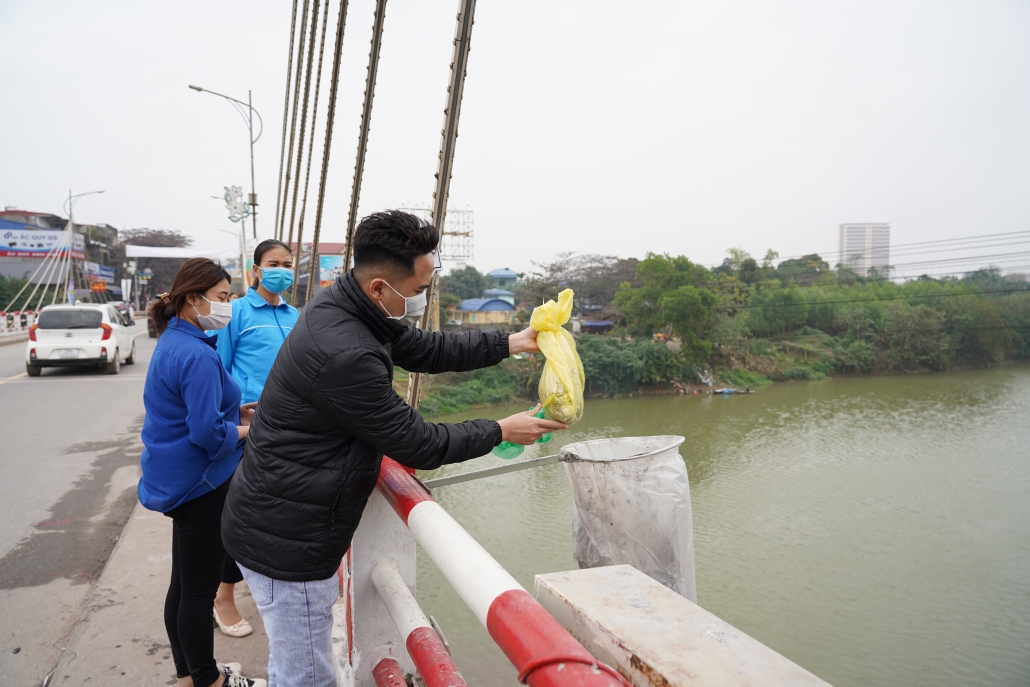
[[406, 500, 522, 626], [371, 559, 431, 640]]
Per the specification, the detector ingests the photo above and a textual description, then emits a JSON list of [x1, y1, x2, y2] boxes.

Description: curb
[[0, 333, 28, 348], [45, 501, 145, 686]]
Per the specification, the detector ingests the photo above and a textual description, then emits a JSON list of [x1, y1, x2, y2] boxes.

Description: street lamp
[[63, 189, 105, 223], [189, 84, 263, 239], [62, 189, 103, 306]]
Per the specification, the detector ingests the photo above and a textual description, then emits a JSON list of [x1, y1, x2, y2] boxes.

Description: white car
[[25, 304, 136, 376]]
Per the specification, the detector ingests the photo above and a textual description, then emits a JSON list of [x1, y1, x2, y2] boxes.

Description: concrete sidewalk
[[51, 502, 269, 685]]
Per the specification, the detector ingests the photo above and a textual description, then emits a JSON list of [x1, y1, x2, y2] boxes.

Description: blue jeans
[[239, 565, 339, 687]]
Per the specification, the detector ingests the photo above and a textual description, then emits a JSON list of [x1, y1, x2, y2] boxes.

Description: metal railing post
[[376, 457, 630, 687], [371, 559, 467, 687]]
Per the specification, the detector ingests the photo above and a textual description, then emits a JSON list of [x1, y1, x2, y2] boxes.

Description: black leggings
[[164, 480, 238, 687]]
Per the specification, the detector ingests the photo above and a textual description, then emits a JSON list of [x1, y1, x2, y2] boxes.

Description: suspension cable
[[277, 0, 313, 242], [285, 0, 321, 255], [407, 0, 478, 409], [306, 0, 352, 304], [290, 0, 332, 305], [341, 0, 389, 271]]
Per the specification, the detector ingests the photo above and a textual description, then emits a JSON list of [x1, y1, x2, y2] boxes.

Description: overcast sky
[[2, 0, 1029, 277]]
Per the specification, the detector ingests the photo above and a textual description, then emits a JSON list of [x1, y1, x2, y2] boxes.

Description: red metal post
[[372, 658, 407, 687], [376, 457, 630, 686]]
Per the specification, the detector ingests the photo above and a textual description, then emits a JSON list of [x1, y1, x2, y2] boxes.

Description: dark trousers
[[163, 480, 237, 687]]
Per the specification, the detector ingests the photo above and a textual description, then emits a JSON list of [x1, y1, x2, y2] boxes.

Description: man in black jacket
[[222, 210, 564, 687]]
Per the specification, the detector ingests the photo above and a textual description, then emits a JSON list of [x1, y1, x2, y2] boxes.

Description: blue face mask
[[258, 267, 294, 294]]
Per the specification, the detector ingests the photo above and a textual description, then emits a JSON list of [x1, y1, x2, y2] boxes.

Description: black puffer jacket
[[222, 273, 507, 581]]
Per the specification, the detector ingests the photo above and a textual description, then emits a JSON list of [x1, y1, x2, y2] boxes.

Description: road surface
[[0, 325, 156, 686]]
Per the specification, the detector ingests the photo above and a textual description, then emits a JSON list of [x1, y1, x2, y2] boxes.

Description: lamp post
[[189, 84, 263, 239], [64, 189, 104, 223], [63, 190, 103, 304]]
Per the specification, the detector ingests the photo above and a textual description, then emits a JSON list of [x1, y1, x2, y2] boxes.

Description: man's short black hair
[[353, 210, 439, 277]]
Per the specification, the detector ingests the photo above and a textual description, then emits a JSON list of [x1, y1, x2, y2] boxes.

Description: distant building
[[0, 209, 68, 230], [838, 223, 890, 275], [0, 210, 77, 286], [487, 267, 519, 289], [447, 297, 516, 326], [0, 209, 123, 298], [482, 288, 515, 305]]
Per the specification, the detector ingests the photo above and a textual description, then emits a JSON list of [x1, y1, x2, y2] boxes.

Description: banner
[[245, 237, 257, 274], [0, 227, 85, 259], [320, 255, 345, 287], [83, 262, 116, 285]]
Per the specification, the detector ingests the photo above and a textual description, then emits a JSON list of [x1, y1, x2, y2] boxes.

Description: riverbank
[[408, 329, 1029, 417]]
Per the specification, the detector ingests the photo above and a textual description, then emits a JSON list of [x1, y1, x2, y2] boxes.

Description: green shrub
[[781, 366, 813, 381], [721, 368, 771, 387], [628, 341, 682, 385], [682, 362, 697, 381], [576, 335, 644, 395]]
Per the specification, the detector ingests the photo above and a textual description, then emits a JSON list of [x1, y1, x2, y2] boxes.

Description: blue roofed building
[[482, 288, 515, 305], [447, 296, 516, 326], [487, 267, 519, 289]]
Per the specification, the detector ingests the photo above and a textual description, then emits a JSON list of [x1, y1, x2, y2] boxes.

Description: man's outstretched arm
[[390, 325, 540, 374]]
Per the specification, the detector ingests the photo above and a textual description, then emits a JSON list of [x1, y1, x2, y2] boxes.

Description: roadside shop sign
[[0, 226, 85, 259]]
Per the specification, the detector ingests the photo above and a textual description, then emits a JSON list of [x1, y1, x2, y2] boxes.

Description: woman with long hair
[[207, 239, 299, 637], [139, 258, 265, 687]]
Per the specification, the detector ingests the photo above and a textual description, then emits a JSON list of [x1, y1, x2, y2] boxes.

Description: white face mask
[[376, 281, 427, 326], [194, 294, 233, 330]]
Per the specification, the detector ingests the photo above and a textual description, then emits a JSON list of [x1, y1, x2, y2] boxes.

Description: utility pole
[[190, 85, 263, 239], [249, 90, 258, 239]]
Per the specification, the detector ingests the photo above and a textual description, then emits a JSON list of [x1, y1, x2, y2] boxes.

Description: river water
[[416, 365, 1030, 686]]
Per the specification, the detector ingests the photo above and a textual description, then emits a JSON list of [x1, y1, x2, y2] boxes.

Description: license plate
[[58, 349, 79, 359]]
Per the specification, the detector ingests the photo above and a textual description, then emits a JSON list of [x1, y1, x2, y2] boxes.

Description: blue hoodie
[[211, 287, 299, 404], [138, 317, 243, 513]]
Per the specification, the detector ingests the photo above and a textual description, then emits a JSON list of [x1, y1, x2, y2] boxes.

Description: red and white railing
[[370, 559, 466, 687], [375, 457, 630, 687]]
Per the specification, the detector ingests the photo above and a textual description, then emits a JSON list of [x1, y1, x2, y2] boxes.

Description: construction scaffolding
[[398, 206, 474, 267]]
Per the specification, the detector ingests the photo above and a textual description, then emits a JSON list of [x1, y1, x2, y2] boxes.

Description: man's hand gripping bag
[[530, 289, 585, 424]]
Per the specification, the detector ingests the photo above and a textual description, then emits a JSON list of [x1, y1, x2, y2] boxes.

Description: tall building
[[838, 223, 890, 275]]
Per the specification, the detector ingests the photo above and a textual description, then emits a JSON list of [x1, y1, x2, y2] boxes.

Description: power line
[[718, 286, 1029, 311], [709, 228, 1030, 269]]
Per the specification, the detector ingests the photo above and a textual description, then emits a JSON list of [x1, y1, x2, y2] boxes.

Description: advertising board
[[0, 227, 85, 259], [320, 254, 345, 287]]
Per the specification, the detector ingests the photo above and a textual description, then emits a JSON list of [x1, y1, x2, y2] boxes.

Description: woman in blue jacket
[[214, 240, 299, 403], [209, 239, 299, 637], [139, 258, 264, 687]]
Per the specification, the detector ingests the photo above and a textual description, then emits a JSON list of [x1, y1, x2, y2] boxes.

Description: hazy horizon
[[2, 0, 1029, 277]]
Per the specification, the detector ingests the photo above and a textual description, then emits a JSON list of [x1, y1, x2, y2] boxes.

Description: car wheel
[[107, 350, 121, 375], [125, 341, 137, 365], [26, 364, 42, 377]]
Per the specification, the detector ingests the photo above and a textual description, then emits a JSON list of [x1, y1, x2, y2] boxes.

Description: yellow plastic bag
[[530, 289, 585, 424]]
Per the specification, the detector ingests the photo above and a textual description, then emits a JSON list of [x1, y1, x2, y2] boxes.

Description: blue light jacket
[[211, 288, 300, 404], [139, 317, 244, 513]]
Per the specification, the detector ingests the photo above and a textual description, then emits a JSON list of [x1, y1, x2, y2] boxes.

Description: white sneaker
[[217, 662, 242, 675], [222, 665, 267, 687]]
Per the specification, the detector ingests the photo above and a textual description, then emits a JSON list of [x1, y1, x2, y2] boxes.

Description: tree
[[613, 253, 717, 361], [774, 254, 831, 287], [113, 228, 193, 296], [882, 303, 949, 371], [439, 265, 489, 300], [515, 252, 638, 312], [747, 286, 809, 336], [0, 273, 30, 310]]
